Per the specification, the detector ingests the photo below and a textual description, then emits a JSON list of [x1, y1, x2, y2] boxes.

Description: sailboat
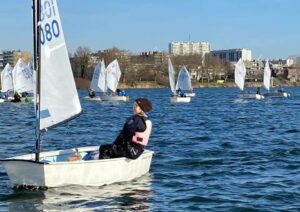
[[1, 0, 153, 188], [168, 59, 191, 103], [12, 58, 35, 102], [176, 66, 195, 97], [263, 61, 290, 98], [86, 59, 106, 101], [0, 63, 14, 102], [235, 58, 264, 100], [100, 59, 129, 102]]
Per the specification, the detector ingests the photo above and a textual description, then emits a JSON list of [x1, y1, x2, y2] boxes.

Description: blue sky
[[0, 0, 299, 59]]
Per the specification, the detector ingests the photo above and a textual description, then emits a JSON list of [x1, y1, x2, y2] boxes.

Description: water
[[1, 87, 300, 211]]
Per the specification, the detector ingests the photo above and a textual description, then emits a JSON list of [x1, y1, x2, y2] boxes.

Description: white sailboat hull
[[185, 93, 195, 97], [84, 96, 102, 101], [100, 95, 129, 102], [1, 146, 153, 188], [264, 92, 290, 98], [239, 93, 264, 100], [170, 96, 191, 103]]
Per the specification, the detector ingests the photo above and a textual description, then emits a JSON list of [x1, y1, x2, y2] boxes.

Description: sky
[[0, 0, 299, 60]]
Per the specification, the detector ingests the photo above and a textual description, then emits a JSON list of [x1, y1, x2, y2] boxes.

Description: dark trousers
[[99, 142, 144, 160]]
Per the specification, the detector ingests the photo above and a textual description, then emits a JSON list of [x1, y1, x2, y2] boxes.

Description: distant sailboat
[[87, 59, 106, 101], [235, 58, 264, 100], [263, 60, 290, 98], [176, 66, 195, 97], [0, 63, 14, 102], [1, 0, 152, 188], [168, 59, 191, 103], [12, 58, 34, 94], [100, 59, 129, 102]]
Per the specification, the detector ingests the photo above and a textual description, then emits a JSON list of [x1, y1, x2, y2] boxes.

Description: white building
[[169, 42, 210, 56], [211, 48, 252, 62]]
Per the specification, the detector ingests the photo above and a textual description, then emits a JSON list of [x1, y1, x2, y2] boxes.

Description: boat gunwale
[[0, 149, 154, 165]]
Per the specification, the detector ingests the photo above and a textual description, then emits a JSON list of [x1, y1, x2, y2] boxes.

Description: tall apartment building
[[211, 48, 252, 62], [0, 50, 31, 70], [169, 42, 210, 56]]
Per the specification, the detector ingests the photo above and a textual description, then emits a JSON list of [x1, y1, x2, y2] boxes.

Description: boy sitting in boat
[[256, 87, 261, 94], [88, 88, 96, 98], [116, 89, 126, 96], [11, 92, 21, 102], [176, 87, 186, 97], [99, 98, 152, 160]]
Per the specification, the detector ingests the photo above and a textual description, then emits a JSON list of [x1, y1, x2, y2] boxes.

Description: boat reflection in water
[[6, 174, 152, 211]]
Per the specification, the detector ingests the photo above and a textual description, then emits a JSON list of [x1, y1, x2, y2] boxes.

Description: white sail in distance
[[168, 58, 176, 93], [175, 66, 192, 91], [263, 60, 271, 91], [90, 60, 103, 92], [1, 63, 14, 93], [234, 58, 247, 91], [90, 59, 106, 92], [12, 58, 34, 93], [39, 0, 81, 130], [98, 60, 107, 92], [106, 59, 121, 92]]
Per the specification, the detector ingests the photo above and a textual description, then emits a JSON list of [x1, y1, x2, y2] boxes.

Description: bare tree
[[72, 46, 92, 78]]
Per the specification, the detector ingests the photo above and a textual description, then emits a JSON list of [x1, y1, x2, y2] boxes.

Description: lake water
[[0, 87, 300, 211]]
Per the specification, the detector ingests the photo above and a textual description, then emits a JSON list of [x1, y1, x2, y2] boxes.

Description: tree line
[[70, 46, 234, 86]]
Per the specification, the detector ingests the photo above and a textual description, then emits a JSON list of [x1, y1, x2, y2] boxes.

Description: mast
[[34, 0, 41, 161]]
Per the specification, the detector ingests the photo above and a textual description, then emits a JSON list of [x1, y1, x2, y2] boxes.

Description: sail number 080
[[40, 0, 60, 45], [41, 20, 60, 45]]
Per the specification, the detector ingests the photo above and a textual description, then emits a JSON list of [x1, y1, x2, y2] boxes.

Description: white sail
[[90, 60, 106, 92], [168, 59, 176, 93], [39, 0, 81, 130], [106, 59, 121, 92], [1, 63, 14, 92], [12, 58, 34, 93], [27, 60, 34, 71], [27, 60, 36, 92], [90, 61, 101, 92], [175, 66, 192, 91], [234, 58, 247, 91], [98, 60, 107, 92], [263, 60, 271, 91]]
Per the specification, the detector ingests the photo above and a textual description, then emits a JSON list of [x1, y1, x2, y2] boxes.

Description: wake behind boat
[[1, 0, 152, 188]]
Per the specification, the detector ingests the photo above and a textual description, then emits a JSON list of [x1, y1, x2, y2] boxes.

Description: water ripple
[[1, 87, 300, 211]]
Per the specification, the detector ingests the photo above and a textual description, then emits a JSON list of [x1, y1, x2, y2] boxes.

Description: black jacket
[[114, 114, 147, 145]]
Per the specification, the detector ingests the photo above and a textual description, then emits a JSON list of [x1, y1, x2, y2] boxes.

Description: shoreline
[[75, 78, 300, 89]]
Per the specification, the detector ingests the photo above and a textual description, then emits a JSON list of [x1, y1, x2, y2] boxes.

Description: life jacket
[[131, 120, 152, 146]]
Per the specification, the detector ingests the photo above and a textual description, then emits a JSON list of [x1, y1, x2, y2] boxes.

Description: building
[[211, 48, 252, 62], [134, 51, 168, 64], [269, 59, 294, 70], [0, 50, 31, 70], [169, 42, 210, 56], [289, 55, 300, 65]]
